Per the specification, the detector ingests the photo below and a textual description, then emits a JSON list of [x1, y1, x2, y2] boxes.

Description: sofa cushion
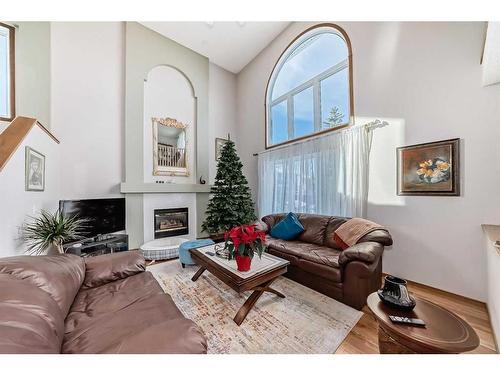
[[0, 274, 65, 353], [63, 271, 207, 354], [296, 214, 331, 245], [270, 212, 304, 240], [83, 250, 146, 289], [267, 235, 341, 279], [324, 217, 349, 249], [297, 258, 342, 283], [89, 318, 209, 354], [266, 246, 300, 266], [266, 236, 322, 259], [262, 213, 286, 231], [299, 245, 341, 269], [0, 254, 85, 316]]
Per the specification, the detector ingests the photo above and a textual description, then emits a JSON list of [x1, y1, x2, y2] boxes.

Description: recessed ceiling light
[[205, 22, 215, 28]]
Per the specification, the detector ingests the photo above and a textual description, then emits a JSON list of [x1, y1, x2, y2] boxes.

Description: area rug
[[148, 261, 362, 354]]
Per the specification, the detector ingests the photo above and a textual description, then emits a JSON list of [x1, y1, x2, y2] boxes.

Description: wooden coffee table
[[190, 246, 289, 325], [367, 292, 480, 354]]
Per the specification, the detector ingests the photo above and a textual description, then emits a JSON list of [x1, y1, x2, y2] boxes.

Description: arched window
[[265, 24, 353, 148]]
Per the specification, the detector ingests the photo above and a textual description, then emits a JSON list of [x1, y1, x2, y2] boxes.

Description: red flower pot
[[235, 255, 252, 272]]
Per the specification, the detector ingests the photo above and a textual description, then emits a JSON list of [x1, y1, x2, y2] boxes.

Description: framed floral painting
[[397, 138, 460, 196]]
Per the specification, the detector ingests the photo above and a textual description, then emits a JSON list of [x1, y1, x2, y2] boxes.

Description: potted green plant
[[21, 209, 89, 255], [224, 224, 266, 272]]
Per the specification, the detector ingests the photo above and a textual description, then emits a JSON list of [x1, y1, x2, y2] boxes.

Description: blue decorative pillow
[[270, 212, 305, 241]]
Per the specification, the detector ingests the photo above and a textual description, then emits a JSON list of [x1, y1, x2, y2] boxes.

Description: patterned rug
[[148, 260, 362, 354]]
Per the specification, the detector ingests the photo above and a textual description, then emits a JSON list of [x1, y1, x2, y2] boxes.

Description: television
[[59, 198, 126, 240]]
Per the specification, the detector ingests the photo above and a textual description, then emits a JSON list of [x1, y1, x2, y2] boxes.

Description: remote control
[[389, 315, 426, 327], [206, 251, 215, 256]]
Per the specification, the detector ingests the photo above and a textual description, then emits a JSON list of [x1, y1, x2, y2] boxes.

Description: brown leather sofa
[[0, 251, 207, 354], [262, 213, 393, 310]]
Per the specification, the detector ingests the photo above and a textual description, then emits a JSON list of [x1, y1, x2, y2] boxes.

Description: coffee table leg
[[234, 289, 265, 326], [233, 280, 284, 326], [191, 266, 206, 281], [252, 285, 285, 298]]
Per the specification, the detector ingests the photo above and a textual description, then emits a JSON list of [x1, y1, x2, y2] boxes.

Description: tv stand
[[64, 234, 129, 257], [94, 234, 117, 242]]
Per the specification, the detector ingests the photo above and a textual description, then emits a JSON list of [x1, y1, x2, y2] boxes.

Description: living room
[[1, 0, 499, 372]]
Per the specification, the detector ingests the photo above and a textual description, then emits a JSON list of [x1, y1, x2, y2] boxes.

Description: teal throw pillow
[[270, 212, 305, 241]]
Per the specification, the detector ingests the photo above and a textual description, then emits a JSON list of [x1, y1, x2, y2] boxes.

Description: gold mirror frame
[[152, 117, 189, 177]]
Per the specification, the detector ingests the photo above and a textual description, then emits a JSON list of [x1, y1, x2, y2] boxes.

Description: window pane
[[272, 32, 348, 100], [270, 101, 288, 145], [293, 86, 314, 138], [320, 68, 350, 129], [0, 26, 9, 118]]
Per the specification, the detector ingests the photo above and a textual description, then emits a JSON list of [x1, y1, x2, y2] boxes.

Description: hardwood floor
[[336, 279, 497, 354]]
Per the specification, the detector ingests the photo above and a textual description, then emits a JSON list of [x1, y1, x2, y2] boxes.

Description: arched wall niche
[[143, 64, 197, 184]]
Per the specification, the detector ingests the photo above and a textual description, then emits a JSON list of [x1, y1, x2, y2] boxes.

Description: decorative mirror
[[152, 117, 189, 176]]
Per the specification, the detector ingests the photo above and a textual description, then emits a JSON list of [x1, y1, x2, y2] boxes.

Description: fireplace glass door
[[154, 208, 189, 238]]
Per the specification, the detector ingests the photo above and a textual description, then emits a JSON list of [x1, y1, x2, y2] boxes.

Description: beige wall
[[236, 22, 500, 301]]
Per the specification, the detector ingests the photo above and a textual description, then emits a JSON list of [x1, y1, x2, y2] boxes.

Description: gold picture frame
[[397, 138, 460, 196]]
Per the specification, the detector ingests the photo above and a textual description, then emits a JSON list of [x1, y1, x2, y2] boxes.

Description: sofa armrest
[[338, 241, 384, 266], [82, 250, 146, 289], [358, 229, 393, 246]]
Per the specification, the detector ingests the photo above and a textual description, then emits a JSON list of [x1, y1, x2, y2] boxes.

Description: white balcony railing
[[157, 144, 186, 168]]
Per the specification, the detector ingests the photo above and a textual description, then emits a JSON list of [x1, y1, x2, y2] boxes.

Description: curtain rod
[[252, 119, 388, 156]]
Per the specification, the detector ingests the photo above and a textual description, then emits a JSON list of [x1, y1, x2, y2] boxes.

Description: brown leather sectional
[[262, 213, 393, 310], [0, 251, 207, 354]]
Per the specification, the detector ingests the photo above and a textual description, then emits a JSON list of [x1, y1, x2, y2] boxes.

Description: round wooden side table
[[367, 292, 480, 354]]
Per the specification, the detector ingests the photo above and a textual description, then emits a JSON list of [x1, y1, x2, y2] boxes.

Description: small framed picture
[[25, 147, 45, 191], [215, 137, 228, 160], [397, 138, 460, 196]]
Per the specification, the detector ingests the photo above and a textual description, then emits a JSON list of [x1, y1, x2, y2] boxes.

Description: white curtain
[[258, 124, 373, 218]]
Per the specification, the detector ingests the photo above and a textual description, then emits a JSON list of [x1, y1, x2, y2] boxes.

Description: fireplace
[[154, 208, 189, 238]]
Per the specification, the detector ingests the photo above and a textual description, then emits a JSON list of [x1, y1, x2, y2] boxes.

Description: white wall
[[15, 22, 51, 127], [482, 22, 500, 86], [1, 23, 240, 255], [51, 22, 125, 199], [142, 193, 197, 243], [0, 22, 54, 258], [208, 62, 238, 183], [483, 226, 500, 348], [236, 22, 500, 301], [0, 126, 60, 256]]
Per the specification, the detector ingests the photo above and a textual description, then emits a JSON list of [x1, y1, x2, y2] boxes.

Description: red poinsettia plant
[[224, 224, 266, 260]]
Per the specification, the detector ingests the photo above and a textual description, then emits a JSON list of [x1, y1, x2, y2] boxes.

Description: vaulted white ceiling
[[140, 22, 291, 74]]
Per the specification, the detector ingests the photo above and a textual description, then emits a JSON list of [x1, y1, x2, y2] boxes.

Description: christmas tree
[[202, 138, 256, 235], [323, 106, 344, 128]]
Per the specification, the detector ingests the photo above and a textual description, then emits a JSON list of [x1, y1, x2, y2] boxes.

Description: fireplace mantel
[[120, 182, 212, 194]]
